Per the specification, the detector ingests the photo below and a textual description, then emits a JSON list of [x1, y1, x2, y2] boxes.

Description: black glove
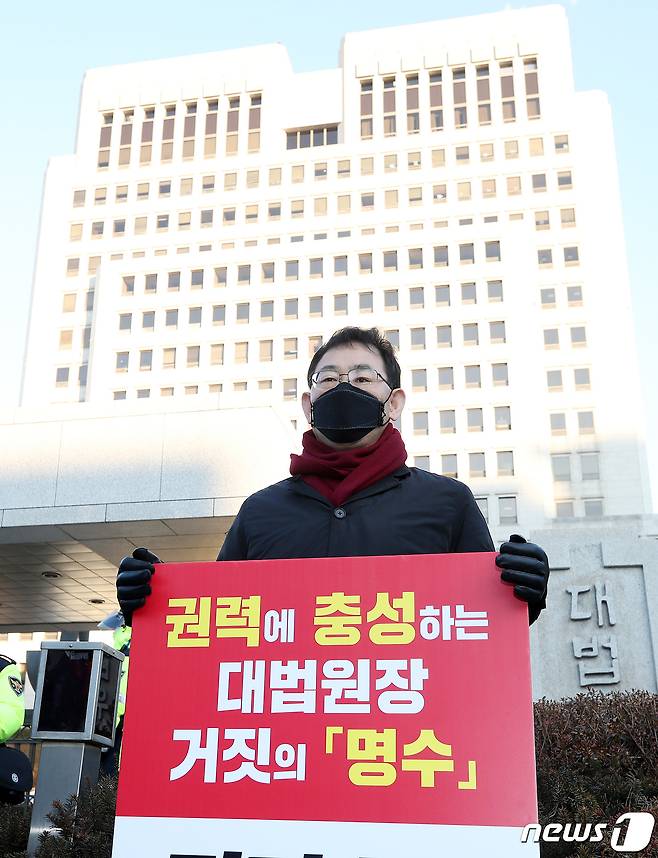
[[495, 534, 549, 625], [116, 547, 161, 626]]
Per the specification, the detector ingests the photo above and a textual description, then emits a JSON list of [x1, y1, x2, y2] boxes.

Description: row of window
[[412, 407, 513, 434], [543, 326, 588, 348], [472, 495, 518, 525], [554, 498, 604, 519], [436, 450, 515, 479], [547, 367, 591, 392], [97, 95, 262, 168], [69, 176, 574, 239], [74, 133, 571, 209], [359, 59, 542, 138], [551, 452, 600, 482], [550, 411, 596, 436]]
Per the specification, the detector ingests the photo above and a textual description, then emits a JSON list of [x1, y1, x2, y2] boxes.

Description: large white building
[[20, 5, 652, 538], [4, 4, 657, 700]]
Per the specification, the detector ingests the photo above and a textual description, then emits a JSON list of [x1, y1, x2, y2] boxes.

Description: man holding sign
[[117, 326, 549, 625]]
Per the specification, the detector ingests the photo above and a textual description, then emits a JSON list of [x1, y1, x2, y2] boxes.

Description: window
[[465, 365, 481, 388], [285, 260, 299, 281], [564, 246, 580, 265], [467, 408, 483, 432], [334, 293, 348, 315], [408, 248, 423, 269], [140, 350, 153, 371], [237, 265, 251, 286], [284, 338, 298, 360], [165, 309, 179, 329], [504, 140, 519, 159], [557, 171, 573, 190], [435, 285, 450, 306], [469, 452, 486, 478], [191, 269, 204, 289], [574, 367, 591, 390], [436, 325, 452, 348], [283, 378, 297, 399], [359, 253, 373, 274], [580, 452, 600, 481], [547, 369, 563, 391], [535, 210, 549, 230], [236, 303, 250, 324], [550, 413, 566, 435], [410, 327, 426, 350], [571, 326, 587, 347], [554, 134, 569, 153], [497, 451, 514, 477], [434, 245, 448, 267], [442, 454, 458, 479], [212, 305, 225, 325], [334, 255, 348, 276], [495, 405, 511, 431], [411, 369, 427, 392], [309, 296, 323, 317], [310, 258, 323, 278], [544, 328, 559, 349], [359, 292, 373, 313], [506, 176, 521, 196], [578, 411, 595, 435], [116, 351, 129, 372], [432, 147, 445, 167], [460, 243, 474, 264], [439, 410, 456, 434], [584, 498, 603, 517], [538, 248, 553, 266], [142, 311, 155, 330], [561, 208, 576, 227], [235, 342, 249, 363], [121, 276, 135, 296], [529, 137, 544, 156], [438, 366, 454, 390], [551, 454, 571, 482], [489, 321, 506, 344], [487, 280, 503, 302], [91, 221, 104, 239], [384, 289, 399, 311], [532, 173, 547, 192], [285, 298, 298, 320], [413, 412, 429, 435], [482, 178, 496, 198], [258, 380, 272, 391], [409, 287, 424, 309], [457, 181, 471, 201], [463, 323, 479, 346], [73, 189, 86, 207], [556, 500, 574, 519], [499, 496, 517, 524], [55, 367, 70, 387], [433, 184, 446, 203], [308, 336, 323, 356], [259, 340, 273, 362]]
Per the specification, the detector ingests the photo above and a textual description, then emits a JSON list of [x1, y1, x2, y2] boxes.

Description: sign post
[[28, 641, 123, 856], [114, 553, 539, 857]]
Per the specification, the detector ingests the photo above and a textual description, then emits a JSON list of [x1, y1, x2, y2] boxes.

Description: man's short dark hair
[[306, 327, 401, 389]]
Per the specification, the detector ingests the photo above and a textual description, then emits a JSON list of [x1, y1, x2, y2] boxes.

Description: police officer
[[98, 612, 130, 775], [0, 654, 32, 804]]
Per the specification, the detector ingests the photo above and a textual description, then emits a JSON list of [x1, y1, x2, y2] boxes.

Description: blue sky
[[1, 0, 656, 509]]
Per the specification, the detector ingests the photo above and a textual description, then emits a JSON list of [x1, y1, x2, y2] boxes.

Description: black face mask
[[311, 382, 392, 443]]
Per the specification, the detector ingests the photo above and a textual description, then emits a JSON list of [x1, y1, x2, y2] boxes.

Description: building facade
[[21, 4, 651, 546]]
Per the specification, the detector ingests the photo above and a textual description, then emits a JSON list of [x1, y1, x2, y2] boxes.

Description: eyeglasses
[[310, 367, 392, 390]]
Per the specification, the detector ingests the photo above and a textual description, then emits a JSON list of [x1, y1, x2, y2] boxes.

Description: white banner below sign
[[112, 817, 539, 857]]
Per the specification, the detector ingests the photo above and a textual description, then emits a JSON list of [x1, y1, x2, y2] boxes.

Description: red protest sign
[[113, 554, 539, 857]]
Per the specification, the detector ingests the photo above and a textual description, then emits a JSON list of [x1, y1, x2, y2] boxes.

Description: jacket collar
[[288, 465, 410, 506]]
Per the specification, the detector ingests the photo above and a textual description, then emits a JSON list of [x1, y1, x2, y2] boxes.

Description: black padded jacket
[[217, 466, 495, 561]]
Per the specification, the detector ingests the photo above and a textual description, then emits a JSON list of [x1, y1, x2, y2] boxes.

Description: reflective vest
[[0, 659, 25, 743], [113, 627, 131, 724]]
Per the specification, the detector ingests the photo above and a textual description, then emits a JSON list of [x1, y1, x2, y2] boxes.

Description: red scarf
[[289, 424, 408, 507]]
